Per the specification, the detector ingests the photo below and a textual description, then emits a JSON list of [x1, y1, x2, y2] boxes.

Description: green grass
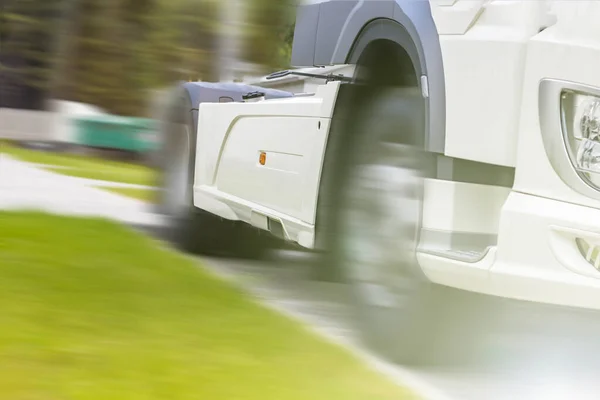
[[103, 186, 158, 203], [0, 212, 415, 400], [1, 142, 156, 186], [44, 166, 156, 187]]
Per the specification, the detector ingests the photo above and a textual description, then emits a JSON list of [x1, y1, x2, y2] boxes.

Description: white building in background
[[0, 100, 108, 145]]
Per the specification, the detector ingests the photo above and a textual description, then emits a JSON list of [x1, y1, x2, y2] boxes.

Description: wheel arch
[[346, 19, 445, 153], [291, 0, 445, 153], [308, 11, 443, 259]]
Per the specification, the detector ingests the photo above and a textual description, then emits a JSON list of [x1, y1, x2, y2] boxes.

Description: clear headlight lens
[[578, 98, 600, 140], [561, 91, 600, 189], [576, 139, 600, 174]]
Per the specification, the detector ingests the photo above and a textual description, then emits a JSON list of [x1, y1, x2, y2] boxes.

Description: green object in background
[[74, 115, 158, 152]]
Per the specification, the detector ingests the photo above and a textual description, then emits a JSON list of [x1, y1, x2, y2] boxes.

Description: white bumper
[[420, 191, 600, 311]]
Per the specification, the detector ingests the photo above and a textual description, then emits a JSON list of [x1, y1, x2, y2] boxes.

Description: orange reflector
[[259, 152, 266, 165]]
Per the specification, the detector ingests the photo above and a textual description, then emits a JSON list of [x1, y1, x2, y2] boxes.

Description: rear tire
[[156, 85, 273, 259]]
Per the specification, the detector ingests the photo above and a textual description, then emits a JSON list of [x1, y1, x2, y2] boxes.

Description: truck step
[[418, 247, 492, 263]]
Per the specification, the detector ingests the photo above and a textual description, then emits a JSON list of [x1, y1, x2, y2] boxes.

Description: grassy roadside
[[103, 186, 158, 203], [1, 142, 156, 187], [0, 212, 415, 400]]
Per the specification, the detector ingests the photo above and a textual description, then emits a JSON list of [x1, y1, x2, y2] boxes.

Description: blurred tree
[[242, 0, 297, 70], [280, 22, 296, 67], [65, 0, 222, 115], [64, 0, 159, 115], [0, 0, 63, 109], [0, 0, 298, 114]]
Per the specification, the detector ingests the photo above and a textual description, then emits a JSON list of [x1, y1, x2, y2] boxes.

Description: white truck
[[156, 0, 600, 362]]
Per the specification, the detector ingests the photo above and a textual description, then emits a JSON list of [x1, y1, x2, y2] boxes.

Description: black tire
[[326, 87, 442, 364], [156, 85, 273, 259], [312, 83, 374, 281]]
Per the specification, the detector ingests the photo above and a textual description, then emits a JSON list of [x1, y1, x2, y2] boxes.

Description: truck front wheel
[[332, 88, 442, 364]]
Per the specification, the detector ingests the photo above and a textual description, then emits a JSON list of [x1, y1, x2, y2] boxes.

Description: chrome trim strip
[[539, 78, 600, 201]]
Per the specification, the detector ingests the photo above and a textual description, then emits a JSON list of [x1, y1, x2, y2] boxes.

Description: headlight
[[577, 97, 600, 140], [560, 91, 600, 189]]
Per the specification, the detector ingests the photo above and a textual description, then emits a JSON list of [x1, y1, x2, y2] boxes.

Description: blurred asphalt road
[[180, 252, 600, 400], [3, 154, 600, 400]]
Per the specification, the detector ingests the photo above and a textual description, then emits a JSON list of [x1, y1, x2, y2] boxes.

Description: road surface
[[0, 153, 164, 226]]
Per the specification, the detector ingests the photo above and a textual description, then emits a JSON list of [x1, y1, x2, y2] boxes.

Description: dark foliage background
[[0, 0, 297, 114]]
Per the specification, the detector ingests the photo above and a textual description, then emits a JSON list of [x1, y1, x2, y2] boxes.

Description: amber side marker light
[[259, 152, 267, 165]]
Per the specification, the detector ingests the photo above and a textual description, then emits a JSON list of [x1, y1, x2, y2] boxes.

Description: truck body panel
[[437, 1, 550, 167], [194, 83, 341, 247]]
